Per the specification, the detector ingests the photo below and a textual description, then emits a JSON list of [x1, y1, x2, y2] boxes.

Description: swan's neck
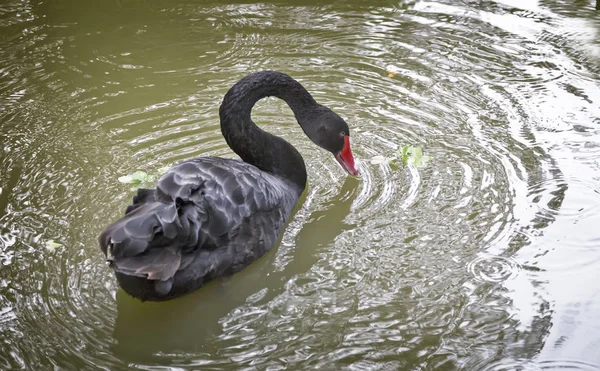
[[219, 71, 318, 190]]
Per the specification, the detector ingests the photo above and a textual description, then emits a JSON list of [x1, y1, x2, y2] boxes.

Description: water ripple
[[1, 0, 599, 369], [480, 359, 600, 371], [468, 254, 521, 283]]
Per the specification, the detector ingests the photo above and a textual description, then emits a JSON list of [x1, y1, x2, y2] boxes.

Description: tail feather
[[155, 203, 179, 238], [123, 210, 162, 240], [116, 246, 181, 281], [99, 197, 203, 282]]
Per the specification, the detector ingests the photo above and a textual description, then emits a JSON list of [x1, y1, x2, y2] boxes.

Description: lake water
[[1, 0, 599, 369]]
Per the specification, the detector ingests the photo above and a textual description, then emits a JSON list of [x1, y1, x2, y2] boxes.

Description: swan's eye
[[339, 131, 346, 138]]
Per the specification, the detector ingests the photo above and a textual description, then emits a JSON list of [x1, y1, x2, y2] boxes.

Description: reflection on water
[[1, 0, 600, 369], [113, 177, 360, 363]]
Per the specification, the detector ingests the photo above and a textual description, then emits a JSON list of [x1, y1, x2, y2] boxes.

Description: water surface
[[1, 0, 600, 369]]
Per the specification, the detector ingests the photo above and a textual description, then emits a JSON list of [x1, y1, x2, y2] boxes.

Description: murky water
[[1, 0, 599, 369]]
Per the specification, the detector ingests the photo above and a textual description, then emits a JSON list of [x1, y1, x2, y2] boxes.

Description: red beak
[[335, 136, 359, 176]]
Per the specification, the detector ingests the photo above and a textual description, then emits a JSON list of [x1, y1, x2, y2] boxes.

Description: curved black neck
[[219, 71, 318, 190]]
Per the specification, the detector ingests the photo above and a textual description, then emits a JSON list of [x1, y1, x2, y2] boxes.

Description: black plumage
[[99, 71, 358, 301]]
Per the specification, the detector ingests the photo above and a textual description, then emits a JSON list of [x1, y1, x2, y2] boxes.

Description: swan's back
[[99, 157, 301, 301]]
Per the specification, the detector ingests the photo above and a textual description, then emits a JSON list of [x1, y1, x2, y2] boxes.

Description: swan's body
[[99, 71, 357, 301]]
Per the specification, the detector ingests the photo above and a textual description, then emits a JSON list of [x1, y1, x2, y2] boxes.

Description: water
[[1, 0, 599, 369]]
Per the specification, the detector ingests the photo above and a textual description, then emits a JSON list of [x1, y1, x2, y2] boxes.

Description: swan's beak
[[335, 136, 359, 176]]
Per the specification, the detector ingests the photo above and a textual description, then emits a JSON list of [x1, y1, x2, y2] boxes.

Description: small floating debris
[[157, 165, 171, 174], [385, 64, 400, 78], [370, 155, 390, 165], [44, 240, 63, 252], [118, 170, 156, 185], [400, 145, 432, 167], [118, 166, 172, 190], [118, 170, 160, 191], [371, 144, 432, 168]]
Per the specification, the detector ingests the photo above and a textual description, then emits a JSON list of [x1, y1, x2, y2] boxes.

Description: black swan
[[99, 71, 358, 301]]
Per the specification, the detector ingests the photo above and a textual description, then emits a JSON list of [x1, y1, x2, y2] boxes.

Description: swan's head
[[303, 106, 359, 176]]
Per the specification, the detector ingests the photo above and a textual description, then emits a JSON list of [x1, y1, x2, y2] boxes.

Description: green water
[[1, 0, 600, 369]]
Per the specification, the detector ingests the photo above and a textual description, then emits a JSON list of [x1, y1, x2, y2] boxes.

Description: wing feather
[[99, 157, 302, 298]]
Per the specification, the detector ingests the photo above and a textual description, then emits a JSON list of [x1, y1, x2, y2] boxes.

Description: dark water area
[[1, 0, 599, 369]]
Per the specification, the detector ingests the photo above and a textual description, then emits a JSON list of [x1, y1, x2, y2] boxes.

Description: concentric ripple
[[468, 254, 521, 283], [480, 359, 600, 371], [1, 0, 600, 369]]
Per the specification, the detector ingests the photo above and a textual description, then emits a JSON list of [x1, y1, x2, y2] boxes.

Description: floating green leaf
[[371, 145, 432, 169], [118, 166, 173, 191], [399, 145, 432, 167], [118, 170, 155, 185], [44, 240, 63, 252]]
